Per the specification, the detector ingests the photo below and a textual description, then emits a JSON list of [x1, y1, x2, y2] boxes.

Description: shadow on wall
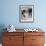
[[0, 24, 7, 43]]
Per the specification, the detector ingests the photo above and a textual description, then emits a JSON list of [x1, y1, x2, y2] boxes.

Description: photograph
[[19, 5, 34, 22]]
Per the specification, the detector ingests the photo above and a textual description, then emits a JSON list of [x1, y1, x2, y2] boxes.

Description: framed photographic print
[[19, 5, 34, 23]]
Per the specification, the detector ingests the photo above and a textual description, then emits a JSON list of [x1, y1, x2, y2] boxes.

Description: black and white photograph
[[19, 5, 34, 22]]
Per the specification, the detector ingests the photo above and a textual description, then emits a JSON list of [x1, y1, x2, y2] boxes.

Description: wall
[[0, 0, 46, 43], [0, 0, 46, 29]]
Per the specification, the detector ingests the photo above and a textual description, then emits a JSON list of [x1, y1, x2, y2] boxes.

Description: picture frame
[[19, 5, 34, 23]]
